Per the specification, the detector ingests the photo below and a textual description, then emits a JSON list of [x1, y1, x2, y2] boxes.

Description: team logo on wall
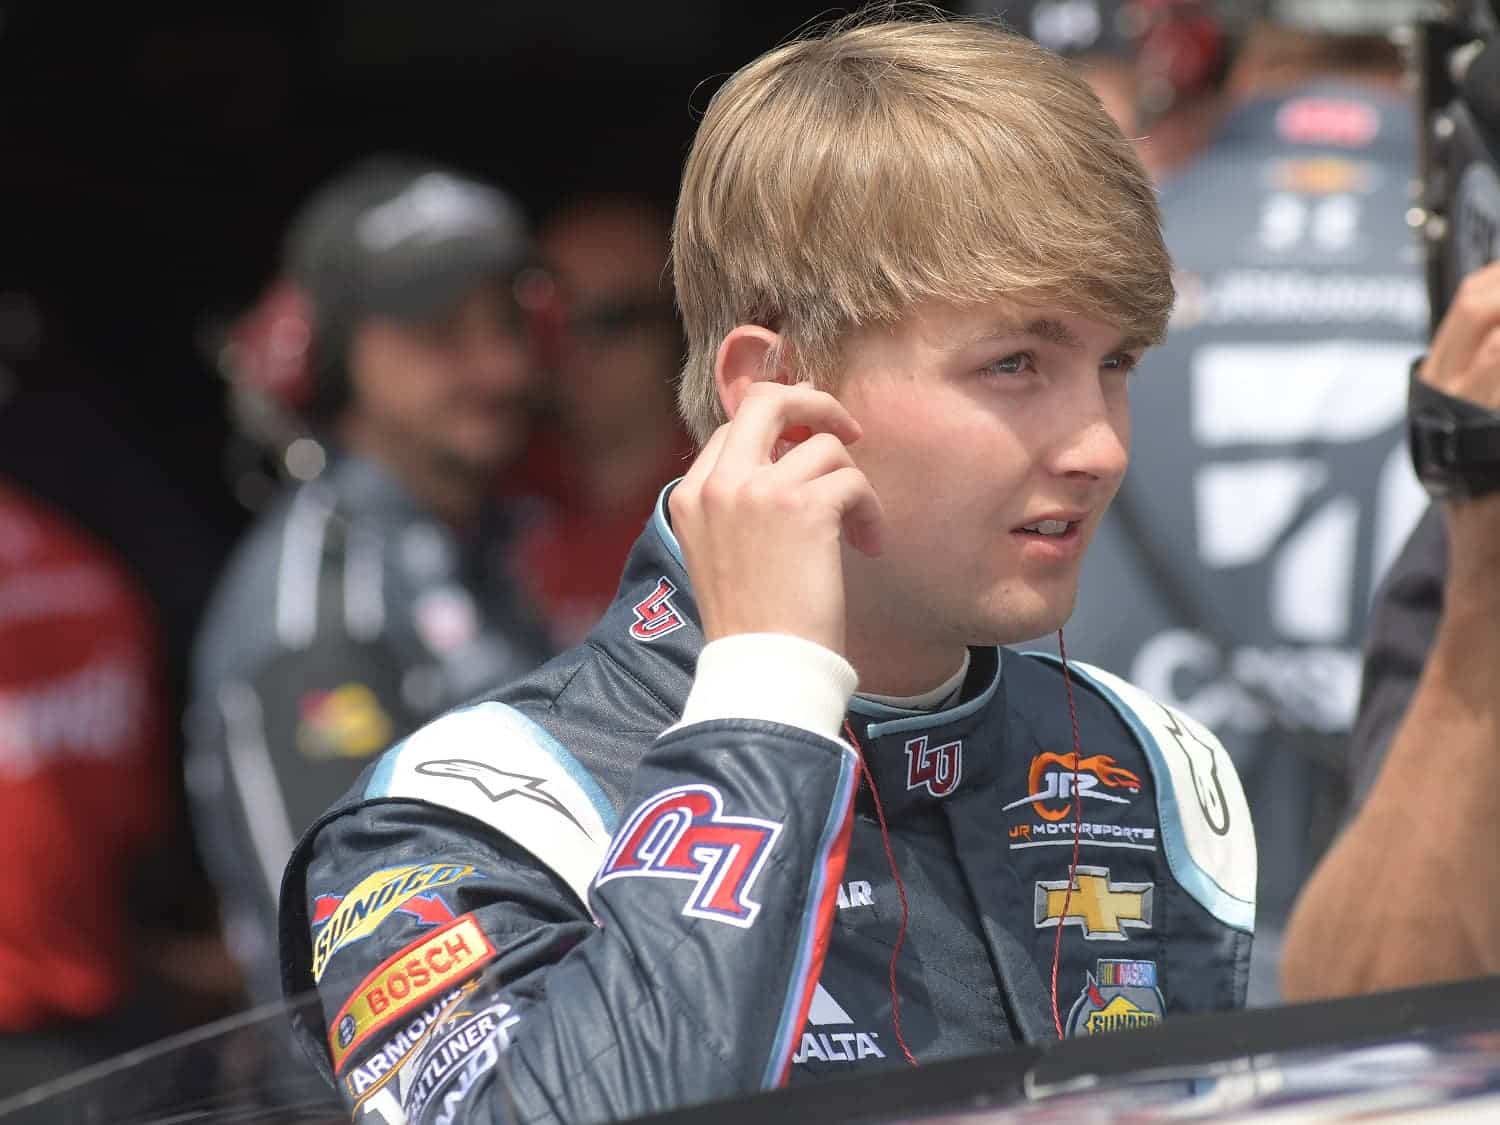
[[1066, 959, 1165, 1037], [629, 577, 685, 641]]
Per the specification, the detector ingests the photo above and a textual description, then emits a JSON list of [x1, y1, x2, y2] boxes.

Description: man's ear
[[714, 325, 789, 421]]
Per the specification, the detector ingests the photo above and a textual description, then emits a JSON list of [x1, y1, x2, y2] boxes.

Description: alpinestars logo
[[596, 784, 781, 927], [415, 758, 590, 836], [905, 736, 962, 797], [792, 984, 886, 1065], [629, 577, 685, 642]]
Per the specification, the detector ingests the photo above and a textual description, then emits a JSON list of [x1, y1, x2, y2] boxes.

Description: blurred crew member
[[513, 195, 692, 646], [969, 0, 1234, 179], [187, 155, 552, 1008], [1054, 0, 1429, 1003]]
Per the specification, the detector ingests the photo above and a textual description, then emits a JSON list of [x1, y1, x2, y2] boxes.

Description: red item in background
[[511, 426, 694, 648], [0, 480, 166, 1030]]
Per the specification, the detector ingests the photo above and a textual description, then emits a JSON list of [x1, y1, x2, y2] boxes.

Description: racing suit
[[190, 453, 551, 1006], [280, 488, 1256, 1124]]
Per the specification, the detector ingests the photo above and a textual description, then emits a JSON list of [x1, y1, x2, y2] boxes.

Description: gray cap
[[284, 154, 529, 333], [961, 0, 1135, 59], [1261, 0, 1442, 36]]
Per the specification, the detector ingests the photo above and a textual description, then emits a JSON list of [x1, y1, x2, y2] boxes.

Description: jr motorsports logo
[[1003, 752, 1141, 821]]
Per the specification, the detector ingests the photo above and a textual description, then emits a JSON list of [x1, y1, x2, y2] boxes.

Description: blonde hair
[[672, 11, 1174, 444]]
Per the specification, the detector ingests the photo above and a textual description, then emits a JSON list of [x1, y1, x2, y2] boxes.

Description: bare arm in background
[[1282, 261, 1500, 1000]]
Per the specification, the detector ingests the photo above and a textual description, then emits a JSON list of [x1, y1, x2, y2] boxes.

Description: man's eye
[[982, 352, 1034, 377], [1103, 352, 1142, 375]]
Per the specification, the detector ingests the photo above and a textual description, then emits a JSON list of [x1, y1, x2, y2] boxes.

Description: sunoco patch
[[311, 861, 474, 981], [1066, 959, 1165, 1037]]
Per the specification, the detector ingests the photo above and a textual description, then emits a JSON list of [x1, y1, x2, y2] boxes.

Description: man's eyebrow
[[960, 318, 1149, 353]]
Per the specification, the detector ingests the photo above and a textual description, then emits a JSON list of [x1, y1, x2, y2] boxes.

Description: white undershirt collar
[[857, 650, 972, 713]]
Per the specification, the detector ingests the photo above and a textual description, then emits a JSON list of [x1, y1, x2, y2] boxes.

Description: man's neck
[[844, 625, 970, 701]]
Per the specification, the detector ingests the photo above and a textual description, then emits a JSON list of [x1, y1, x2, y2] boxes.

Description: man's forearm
[[1283, 501, 1500, 1000]]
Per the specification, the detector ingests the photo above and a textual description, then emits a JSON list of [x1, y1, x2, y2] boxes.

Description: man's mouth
[[1016, 519, 1074, 537]]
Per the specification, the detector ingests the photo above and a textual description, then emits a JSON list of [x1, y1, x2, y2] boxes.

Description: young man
[[279, 18, 1255, 1124]]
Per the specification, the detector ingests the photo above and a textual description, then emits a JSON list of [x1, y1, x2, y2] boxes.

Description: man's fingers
[[721, 383, 862, 468], [766, 431, 856, 483], [807, 466, 886, 558]]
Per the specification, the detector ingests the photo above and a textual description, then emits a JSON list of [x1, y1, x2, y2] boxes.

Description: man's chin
[[979, 590, 1077, 648]]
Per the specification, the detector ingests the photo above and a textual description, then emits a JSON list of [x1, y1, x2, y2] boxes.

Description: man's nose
[[1051, 378, 1129, 484]]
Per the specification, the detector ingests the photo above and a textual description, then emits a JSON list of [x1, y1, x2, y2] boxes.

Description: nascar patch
[[329, 914, 497, 1072], [1067, 959, 1165, 1037], [312, 862, 475, 982]]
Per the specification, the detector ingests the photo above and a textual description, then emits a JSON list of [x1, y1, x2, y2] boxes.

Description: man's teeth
[[1022, 520, 1070, 536]]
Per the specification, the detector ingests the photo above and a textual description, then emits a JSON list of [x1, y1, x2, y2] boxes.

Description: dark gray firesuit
[[280, 488, 1256, 1124]]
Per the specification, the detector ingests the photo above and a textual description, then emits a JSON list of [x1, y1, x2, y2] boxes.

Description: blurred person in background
[[186, 154, 553, 1010], [512, 194, 692, 646], [0, 476, 170, 1098], [970, 0, 1234, 180], [0, 280, 245, 1098], [1049, 0, 1430, 1004]]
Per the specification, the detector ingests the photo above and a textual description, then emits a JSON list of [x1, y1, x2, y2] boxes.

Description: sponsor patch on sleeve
[[365, 703, 618, 912], [311, 862, 474, 982], [329, 914, 497, 1073]]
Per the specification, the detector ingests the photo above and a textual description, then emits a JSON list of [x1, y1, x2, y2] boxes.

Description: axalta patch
[[312, 862, 474, 981], [329, 914, 497, 1072]]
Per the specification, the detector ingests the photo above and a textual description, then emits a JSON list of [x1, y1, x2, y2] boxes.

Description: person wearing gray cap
[[185, 154, 554, 1010]]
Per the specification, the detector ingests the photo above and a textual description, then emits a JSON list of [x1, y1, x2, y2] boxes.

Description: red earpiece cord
[[1049, 629, 1085, 1040]]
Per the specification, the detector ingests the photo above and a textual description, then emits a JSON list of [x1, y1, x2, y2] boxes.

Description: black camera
[[1408, 1, 1500, 498], [1415, 0, 1500, 324]]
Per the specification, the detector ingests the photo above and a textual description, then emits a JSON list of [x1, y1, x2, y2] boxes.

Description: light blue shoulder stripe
[[652, 482, 686, 568], [367, 701, 620, 834], [1024, 653, 1254, 933]]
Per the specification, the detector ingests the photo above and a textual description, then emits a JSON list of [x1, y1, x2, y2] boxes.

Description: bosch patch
[[329, 914, 497, 1072]]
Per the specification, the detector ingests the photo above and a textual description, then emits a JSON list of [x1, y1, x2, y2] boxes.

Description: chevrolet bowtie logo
[[1034, 865, 1154, 940]]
